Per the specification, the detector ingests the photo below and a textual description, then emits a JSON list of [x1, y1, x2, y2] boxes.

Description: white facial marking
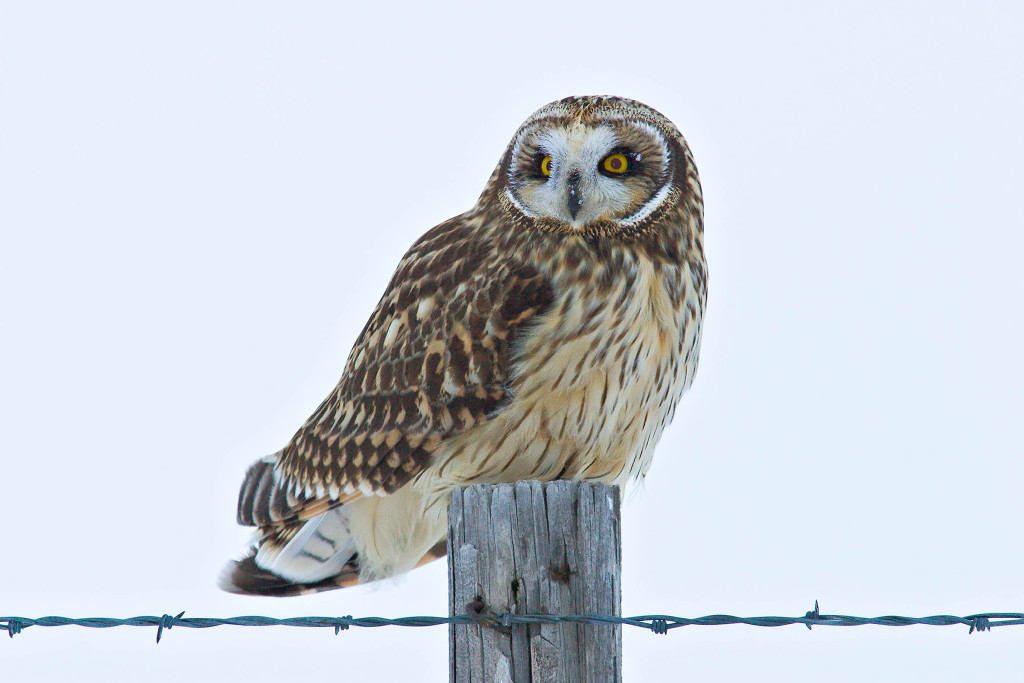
[[511, 121, 671, 229], [526, 126, 618, 227], [613, 122, 672, 226], [504, 186, 537, 217], [617, 182, 672, 226]]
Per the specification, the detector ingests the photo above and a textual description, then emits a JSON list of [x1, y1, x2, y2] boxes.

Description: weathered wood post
[[448, 480, 622, 682]]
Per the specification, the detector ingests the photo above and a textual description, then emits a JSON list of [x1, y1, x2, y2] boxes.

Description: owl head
[[488, 96, 700, 237]]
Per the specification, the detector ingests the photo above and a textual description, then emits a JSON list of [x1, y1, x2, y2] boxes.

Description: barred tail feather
[[226, 451, 365, 596], [256, 508, 358, 583], [224, 454, 450, 596], [220, 509, 363, 596]]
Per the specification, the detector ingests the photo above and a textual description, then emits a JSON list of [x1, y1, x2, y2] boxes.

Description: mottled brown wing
[[236, 215, 554, 527]]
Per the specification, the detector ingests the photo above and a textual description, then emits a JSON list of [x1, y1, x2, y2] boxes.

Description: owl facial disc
[[502, 98, 680, 232]]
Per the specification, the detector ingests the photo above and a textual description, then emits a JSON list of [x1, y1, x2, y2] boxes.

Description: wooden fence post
[[448, 480, 622, 682]]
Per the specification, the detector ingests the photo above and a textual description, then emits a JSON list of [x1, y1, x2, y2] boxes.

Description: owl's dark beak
[[567, 171, 582, 219]]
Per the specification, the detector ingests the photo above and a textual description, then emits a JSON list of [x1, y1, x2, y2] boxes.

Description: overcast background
[[2, 1, 1022, 680]]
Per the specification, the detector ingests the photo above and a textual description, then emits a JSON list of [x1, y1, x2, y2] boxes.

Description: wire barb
[[969, 616, 991, 634], [3, 619, 24, 638], [649, 618, 669, 635], [155, 611, 184, 644], [804, 600, 821, 630]]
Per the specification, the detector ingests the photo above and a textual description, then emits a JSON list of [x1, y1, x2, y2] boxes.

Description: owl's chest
[[527, 262, 682, 417], [426, 254, 700, 491], [474, 257, 693, 481]]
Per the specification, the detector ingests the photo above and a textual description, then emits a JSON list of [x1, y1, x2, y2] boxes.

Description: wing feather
[[236, 215, 554, 527]]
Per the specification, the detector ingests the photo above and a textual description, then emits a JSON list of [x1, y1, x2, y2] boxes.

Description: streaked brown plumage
[[221, 96, 707, 596]]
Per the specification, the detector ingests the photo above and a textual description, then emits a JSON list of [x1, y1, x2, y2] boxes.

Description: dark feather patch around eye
[[598, 147, 642, 178], [531, 153, 552, 180]]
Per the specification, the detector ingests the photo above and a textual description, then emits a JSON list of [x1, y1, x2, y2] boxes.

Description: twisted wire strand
[[3, 604, 1022, 643]]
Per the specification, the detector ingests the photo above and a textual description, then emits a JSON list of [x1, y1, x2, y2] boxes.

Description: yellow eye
[[540, 155, 552, 177], [602, 153, 629, 174]]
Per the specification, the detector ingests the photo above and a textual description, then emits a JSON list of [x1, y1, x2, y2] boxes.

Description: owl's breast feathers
[[237, 202, 705, 530], [427, 206, 706, 491]]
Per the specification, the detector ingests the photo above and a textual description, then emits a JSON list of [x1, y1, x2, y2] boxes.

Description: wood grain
[[449, 481, 622, 682]]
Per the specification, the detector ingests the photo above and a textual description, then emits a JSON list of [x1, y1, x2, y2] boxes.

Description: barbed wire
[[3, 603, 1022, 643]]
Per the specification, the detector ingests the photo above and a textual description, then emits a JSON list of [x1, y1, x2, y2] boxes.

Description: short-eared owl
[[222, 96, 707, 595]]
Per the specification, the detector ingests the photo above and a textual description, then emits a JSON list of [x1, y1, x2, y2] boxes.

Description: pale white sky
[[2, 2, 1022, 680]]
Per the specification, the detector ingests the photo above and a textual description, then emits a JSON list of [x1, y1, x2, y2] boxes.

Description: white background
[[2, 1, 1022, 680]]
